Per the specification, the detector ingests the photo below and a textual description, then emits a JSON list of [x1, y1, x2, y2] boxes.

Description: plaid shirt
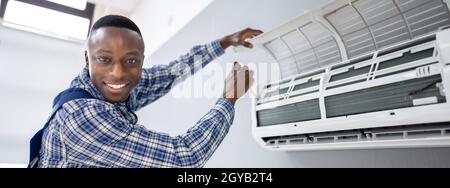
[[38, 40, 235, 168]]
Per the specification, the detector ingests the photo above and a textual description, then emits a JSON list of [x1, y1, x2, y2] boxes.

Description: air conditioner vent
[[262, 122, 450, 147], [378, 49, 434, 70], [257, 99, 321, 127], [325, 75, 445, 118]]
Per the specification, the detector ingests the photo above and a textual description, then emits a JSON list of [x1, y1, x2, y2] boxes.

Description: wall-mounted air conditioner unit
[[251, 0, 450, 151]]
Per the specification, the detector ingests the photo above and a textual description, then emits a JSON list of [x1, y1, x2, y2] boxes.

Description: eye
[[125, 58, 138, 65], [97, 56, 112, 63]]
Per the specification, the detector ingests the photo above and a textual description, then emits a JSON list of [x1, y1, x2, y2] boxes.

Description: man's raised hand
[[223, 62, 255, 106], [220, 28, 264, 49]]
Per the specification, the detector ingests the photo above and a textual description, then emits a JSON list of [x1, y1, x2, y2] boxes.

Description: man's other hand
[[223, 62, 255, 106], [220, 28, 264, 49]]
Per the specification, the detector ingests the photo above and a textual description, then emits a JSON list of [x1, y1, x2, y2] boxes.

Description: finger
[[246, 77, 255, 91], [245, 28, 263, 33], [244, 68, 251, 78], [245, 69, 250, 78], [246, 29, 264, 36], [243, 32, 259, 40], [249, 70, 255, 77], [232, 64, 241, 76], [244, 69, 250, 81], [243, 42, 253, 48], [233, 62, 242, 70], [249, 77, 254, 86], [239, 66, 250, 76]]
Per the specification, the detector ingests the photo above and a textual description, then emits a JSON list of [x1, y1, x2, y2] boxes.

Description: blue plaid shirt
[[38, 40, 235, 168]]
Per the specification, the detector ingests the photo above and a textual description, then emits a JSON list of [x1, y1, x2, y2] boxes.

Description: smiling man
[[30, 15, 262, 168]]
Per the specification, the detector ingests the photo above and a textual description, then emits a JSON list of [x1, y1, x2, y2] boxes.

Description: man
[[36, 15, 262, 168]]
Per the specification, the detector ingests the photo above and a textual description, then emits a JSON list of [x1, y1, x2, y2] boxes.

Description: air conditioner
[[251, 0, 450, 151]]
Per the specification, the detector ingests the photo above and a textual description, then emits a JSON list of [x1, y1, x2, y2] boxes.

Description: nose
[[110, 62, 125, 80]]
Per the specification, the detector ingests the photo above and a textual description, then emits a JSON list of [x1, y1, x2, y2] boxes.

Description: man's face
[[86, 27, 145, 103]]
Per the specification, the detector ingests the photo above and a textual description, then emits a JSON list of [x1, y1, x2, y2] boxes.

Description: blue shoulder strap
[[28, 88, 94, 168]]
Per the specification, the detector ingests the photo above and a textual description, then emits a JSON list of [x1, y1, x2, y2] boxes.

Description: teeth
[[107, 84, 127, 89]]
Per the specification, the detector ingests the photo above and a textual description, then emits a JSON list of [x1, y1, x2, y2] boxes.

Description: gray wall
[[137, 0, 450, 168]]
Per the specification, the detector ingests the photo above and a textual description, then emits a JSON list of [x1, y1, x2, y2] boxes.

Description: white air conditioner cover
[[251, 0, 450, 151]]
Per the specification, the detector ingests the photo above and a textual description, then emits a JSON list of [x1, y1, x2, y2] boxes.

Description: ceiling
[[88, 0, 142, 13]]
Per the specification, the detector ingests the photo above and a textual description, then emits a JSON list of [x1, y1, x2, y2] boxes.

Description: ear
[[84, 50, 89, 68]]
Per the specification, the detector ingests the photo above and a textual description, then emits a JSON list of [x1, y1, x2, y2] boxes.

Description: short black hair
[[91, 15, 142, 37]]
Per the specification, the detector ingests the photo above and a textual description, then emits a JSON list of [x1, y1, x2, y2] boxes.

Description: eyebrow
[[94, 49, 112, 54], [93, 49, 142, 55], [126, 50, 141, 55]]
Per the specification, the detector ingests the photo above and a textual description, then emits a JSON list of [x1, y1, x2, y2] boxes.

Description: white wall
[[131, 0, 213, 56], [2, 0, 450, 167], [133, 0, 450, 167], [0, 26, 85, 163]]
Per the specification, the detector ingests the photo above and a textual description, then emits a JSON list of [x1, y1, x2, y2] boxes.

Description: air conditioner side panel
[[437, 29, 450, 64], [443, 66, 450, 100]]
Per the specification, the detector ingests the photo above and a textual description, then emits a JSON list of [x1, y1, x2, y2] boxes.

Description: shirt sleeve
[[61, 98, 235, 168], [131, 40, 225, 111]]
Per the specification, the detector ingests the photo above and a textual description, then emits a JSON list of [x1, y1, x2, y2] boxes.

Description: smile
[[106, 83, 128, 89], [104, 82, 130, 93]]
